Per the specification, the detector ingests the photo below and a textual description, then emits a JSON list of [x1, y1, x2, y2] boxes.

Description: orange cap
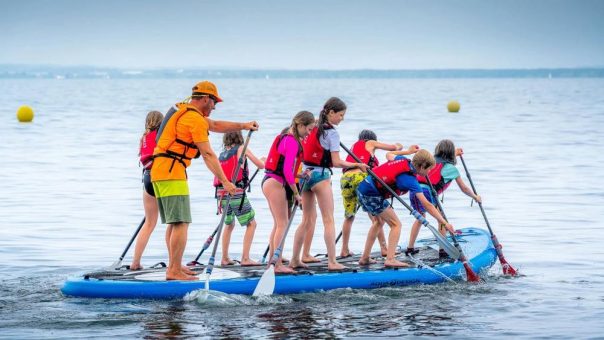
[[191, 81, 223, 103]]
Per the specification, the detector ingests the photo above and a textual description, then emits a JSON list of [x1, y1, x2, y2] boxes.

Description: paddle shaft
[[205, 130, 254, 277], [425, 178, 481, 281], [459, 155, 517, 275], [114, 217, 146, 267], [459, 155, 493, 234], [191, 155, 259, 263], [340, 142, 459, 259]]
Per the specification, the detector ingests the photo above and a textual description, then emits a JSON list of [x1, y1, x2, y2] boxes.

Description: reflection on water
[[1, 78, 604, 338]]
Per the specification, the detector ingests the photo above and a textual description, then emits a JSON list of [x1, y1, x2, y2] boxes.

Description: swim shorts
[[340, 171, 368, 218], [152, 180, 192, 224], [218, 192, 256, 226]]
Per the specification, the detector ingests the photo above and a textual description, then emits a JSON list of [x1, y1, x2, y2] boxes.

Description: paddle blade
[[462, 262, 481, 282], [501, 259, 518, 276], [253, 265, 276, 297]]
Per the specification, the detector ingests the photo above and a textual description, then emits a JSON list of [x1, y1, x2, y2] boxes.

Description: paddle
[[459, 155, 518, 276], [187, 158, 259, 266], [424, 178, 481, 282], [204, 130, 254, 290], [340, 142, 460, 260], [109, 217, 146, 270], [253, 199, 301, 296]]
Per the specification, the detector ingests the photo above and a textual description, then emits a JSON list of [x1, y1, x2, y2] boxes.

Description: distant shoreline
[[1, 65, 603, 79]]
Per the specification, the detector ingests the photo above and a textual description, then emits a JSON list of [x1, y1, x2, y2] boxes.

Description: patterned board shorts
[[218, 192, 256, 226], [356, 189, 390, 216], [340, 171, 368, 218], [410, 187, 436, 213]]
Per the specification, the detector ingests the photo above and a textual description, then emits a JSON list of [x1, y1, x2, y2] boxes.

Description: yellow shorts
[[340, 171, 368, 218]]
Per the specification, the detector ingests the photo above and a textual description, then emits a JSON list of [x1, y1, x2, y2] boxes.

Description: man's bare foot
[[384, 259, 410, 268], [358, 257, 377, 266], [275, 265, 297, 274], [182, 266, 196, 275], [288, 260, 309, 269], [240, 258, 260, 266], [302, 255, 321, 263], [328, 262, 346, 271], [166, 270, 199, 281]]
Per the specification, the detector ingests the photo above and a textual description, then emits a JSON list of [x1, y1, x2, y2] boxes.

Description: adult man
[[151, 81, 258, 280]]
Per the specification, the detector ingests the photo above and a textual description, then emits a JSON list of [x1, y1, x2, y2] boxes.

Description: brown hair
[[223, 131, 244, 149], [139, 110, 163, 153], [412, 149, 435, 172], [434, 139, 456, 165], [318, 97, 346, 138], [291, 110, 315, 151]]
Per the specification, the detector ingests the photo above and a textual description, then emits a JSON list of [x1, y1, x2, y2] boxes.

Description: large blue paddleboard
[[61, 228, 496, 299]]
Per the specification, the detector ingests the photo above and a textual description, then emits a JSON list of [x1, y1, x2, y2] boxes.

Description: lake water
[[1, 78, 603, 338]]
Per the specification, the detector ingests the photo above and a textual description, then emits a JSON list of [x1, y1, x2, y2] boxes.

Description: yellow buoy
[[17, 105, 34, 122], [447, 100, 460, 113]]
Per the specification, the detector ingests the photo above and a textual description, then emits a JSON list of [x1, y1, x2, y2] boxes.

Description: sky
[[1, 0, 603, 69]]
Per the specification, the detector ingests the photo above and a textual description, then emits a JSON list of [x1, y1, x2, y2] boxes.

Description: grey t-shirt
[[319, 127, 340, 152]]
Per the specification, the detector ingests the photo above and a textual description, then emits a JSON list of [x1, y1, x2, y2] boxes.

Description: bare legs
[[360, 207, 409, 268], [130, 190, 159, 270], [340, 214, 388, 257], [262, 178, 296, 274], [241, 219, 259, 265], [291, 180, 344, 270], [165, 222, 198, 280]]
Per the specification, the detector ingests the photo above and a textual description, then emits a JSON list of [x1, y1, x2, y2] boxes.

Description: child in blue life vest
[[390, 139, 481, 257], [214, 131, 265, 266], [357, 149, 453, 267]]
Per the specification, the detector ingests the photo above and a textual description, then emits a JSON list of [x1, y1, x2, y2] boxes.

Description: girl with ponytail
[[289, 97, 369, 271]]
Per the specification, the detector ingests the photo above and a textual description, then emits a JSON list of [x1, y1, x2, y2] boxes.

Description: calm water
[[1, 78, 603, 338]]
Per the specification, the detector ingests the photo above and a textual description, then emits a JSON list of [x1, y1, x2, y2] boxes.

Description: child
[[214, 131, 265, 266], [289, 97, 369, 271], [262, 111, 315, 274], [131, 110, 183, 271], [339, 129, 418, 258], [356, 149, 454, 267], [405, 139, 482, 257]]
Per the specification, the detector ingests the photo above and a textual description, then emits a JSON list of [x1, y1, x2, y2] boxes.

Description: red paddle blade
[[501, 259, 518, 276], [463, 262, 481, 282]]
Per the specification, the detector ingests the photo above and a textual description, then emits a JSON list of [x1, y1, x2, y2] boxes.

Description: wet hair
[[139, 110, 163, 152], [223, 131, 244, 149], [318, 97, 346, 139], [358, 129, 377, 141], [434, 139, 456, 165], [290, 110, 315, 151], [412, 149, 435, 172]]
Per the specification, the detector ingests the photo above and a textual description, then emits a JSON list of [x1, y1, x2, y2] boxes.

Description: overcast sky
[[1, 0, 603, 69]]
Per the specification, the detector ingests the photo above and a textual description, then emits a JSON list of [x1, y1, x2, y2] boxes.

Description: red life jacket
[[343, 140, 380, 173], [416, 161, 452, 194], [213, 145, 248, 187], [139, 130, 158, 170], [371, 157, 413, 197], [302, 125, 333, 168], [265, 133, 302, 181]]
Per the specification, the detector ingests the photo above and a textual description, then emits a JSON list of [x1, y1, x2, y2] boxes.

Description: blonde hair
[[291, 110, 315, 152], [412, 149, 435, 172], [139, 110, 164, 153]]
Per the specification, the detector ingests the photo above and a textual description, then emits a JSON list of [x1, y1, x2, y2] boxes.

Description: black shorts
[[142, 169, 155, 197]]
